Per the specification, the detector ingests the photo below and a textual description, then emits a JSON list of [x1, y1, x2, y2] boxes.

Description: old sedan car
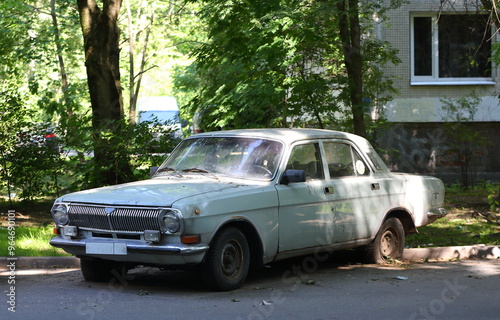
[[50, 129, 447, 291]]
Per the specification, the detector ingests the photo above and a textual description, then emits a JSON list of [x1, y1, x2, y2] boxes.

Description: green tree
[[484, 0, 500, 73], [0, 1, 57, 202], [50, 0, 72, 117], [122, 0, 205, 126], [478, 0, 500, 28], [0, 0, 198, 199], [185, 0, 401, 136], [336, 0, 364, 135], [123, 0, 157, 124], [1, 0, 88, 130], [441, 91, 485, 188], [0, 83, 29, 205], [76, 0, 134, 186]]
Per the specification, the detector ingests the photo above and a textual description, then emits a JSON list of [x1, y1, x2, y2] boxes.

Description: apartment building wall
[[374, 0, 500, 183]]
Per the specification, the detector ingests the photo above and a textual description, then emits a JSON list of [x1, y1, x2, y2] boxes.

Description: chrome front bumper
[[50, 236, 209, 265]]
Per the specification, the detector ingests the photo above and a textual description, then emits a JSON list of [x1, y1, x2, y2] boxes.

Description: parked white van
[[136, 96, 182, 139]]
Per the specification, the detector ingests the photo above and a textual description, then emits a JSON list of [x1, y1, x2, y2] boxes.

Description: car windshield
[[139, 110, 180, 123], [156, 137, 284, 180]]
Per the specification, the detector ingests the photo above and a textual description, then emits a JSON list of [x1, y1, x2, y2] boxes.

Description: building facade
[[376, 0, 500, 184]]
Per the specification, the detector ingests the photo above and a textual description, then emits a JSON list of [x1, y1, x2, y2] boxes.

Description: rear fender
[[385, 209, 417, 235]]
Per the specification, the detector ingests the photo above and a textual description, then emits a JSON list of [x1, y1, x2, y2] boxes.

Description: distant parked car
[[50, 129, 447, 291], [16, 127, 59, 153], [136, 96, 183, 139], [43, 128, 60, 153]]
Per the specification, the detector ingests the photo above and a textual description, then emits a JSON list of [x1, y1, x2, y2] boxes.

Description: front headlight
[[160, 209, 182, 233], [51, 203, 69, 226]]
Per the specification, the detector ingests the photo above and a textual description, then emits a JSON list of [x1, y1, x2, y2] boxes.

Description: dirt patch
[[445, 191, 500, 223]]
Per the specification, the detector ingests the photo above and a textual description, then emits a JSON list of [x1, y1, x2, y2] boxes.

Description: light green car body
[[50, 129, 446, 268]]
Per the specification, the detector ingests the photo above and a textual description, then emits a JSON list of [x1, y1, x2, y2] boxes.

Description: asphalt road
[[1, 255, 499, 320]]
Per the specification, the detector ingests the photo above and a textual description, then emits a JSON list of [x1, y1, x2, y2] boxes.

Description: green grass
[[407, 215, 500, 248], [406, 182, 500, 248], [0, 225, 70, 257]]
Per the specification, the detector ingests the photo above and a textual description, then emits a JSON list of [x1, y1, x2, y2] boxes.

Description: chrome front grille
[[68, 204, 163, 233]]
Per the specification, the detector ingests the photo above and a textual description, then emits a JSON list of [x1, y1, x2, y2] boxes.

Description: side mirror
[[280, 169, 306, 185]]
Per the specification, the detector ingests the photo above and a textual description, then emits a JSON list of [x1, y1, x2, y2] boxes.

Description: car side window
[[324, 142, 370, 178], [286, 143, 324, 181]]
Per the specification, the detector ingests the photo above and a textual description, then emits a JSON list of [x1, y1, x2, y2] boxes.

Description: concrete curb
[[403, 244, 500, 261], [1, 245, 499, 270]]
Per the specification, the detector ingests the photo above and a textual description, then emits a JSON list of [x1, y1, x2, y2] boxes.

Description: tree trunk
[[336, 0, 366, 137], [480, 0, 500, 29], [77, 0, 133, 186], [50, 0, 72, 118], [126, 0, 156, 124], [125, 0, 137, 124]]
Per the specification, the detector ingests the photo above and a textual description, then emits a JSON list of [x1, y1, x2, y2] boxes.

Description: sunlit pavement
[[0, 268, 78, 277]]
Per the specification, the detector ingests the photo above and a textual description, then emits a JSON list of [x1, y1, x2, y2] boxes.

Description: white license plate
[[86, 242, 127, 255]]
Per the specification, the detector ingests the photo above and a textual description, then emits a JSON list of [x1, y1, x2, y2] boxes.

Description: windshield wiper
[[156, 166, 183, 177], [182, 167, 209, 173], [181, 167, 219, 180]]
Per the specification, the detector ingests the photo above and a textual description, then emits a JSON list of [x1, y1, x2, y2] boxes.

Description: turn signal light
[[181, 235, 201, 244]]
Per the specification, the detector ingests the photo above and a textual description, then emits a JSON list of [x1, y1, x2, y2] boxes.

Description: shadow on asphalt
[[91, 249, 366, 293]]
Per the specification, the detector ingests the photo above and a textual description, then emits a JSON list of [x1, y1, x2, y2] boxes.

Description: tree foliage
[[76, 0, 138, 186], [184, 0, 402, 135], [122, 0, 204, 124], [0, 0, 192, 200], [441, 91, 485, 188], [0, 0, 404, 200]]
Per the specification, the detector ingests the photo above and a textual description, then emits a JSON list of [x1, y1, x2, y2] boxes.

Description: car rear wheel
[[201, 227, 250, 291], [365, 217, 405, 264], [80, 258, 125, 282]]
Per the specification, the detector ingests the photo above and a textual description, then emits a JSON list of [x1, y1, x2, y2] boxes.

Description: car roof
[[190, 128, 367, 146], [187, 128, 390, 172]]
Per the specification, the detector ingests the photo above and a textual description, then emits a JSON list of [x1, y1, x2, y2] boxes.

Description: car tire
[[364, 217, 405, 264], [80, 258, 124, 282], [201, 227, 250, 291]]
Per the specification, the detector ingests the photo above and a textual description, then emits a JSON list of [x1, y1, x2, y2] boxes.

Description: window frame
[[284, 141, 325, 181], [410, 12, 495, 86], [322, 140, 372, 180]]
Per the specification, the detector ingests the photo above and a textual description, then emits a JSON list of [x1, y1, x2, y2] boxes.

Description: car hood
[[56, 175, 256, 207]]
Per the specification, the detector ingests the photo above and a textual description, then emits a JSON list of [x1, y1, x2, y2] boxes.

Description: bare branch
[[133, 65, 158, 81]]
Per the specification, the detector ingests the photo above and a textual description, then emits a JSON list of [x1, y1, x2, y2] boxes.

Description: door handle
[[371, 183, 380, 190], [324, 186, 334, 194]]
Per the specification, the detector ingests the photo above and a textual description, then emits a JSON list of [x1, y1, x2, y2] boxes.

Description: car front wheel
[[365, 217, 405, 264], [201, 227, 250, 291]]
